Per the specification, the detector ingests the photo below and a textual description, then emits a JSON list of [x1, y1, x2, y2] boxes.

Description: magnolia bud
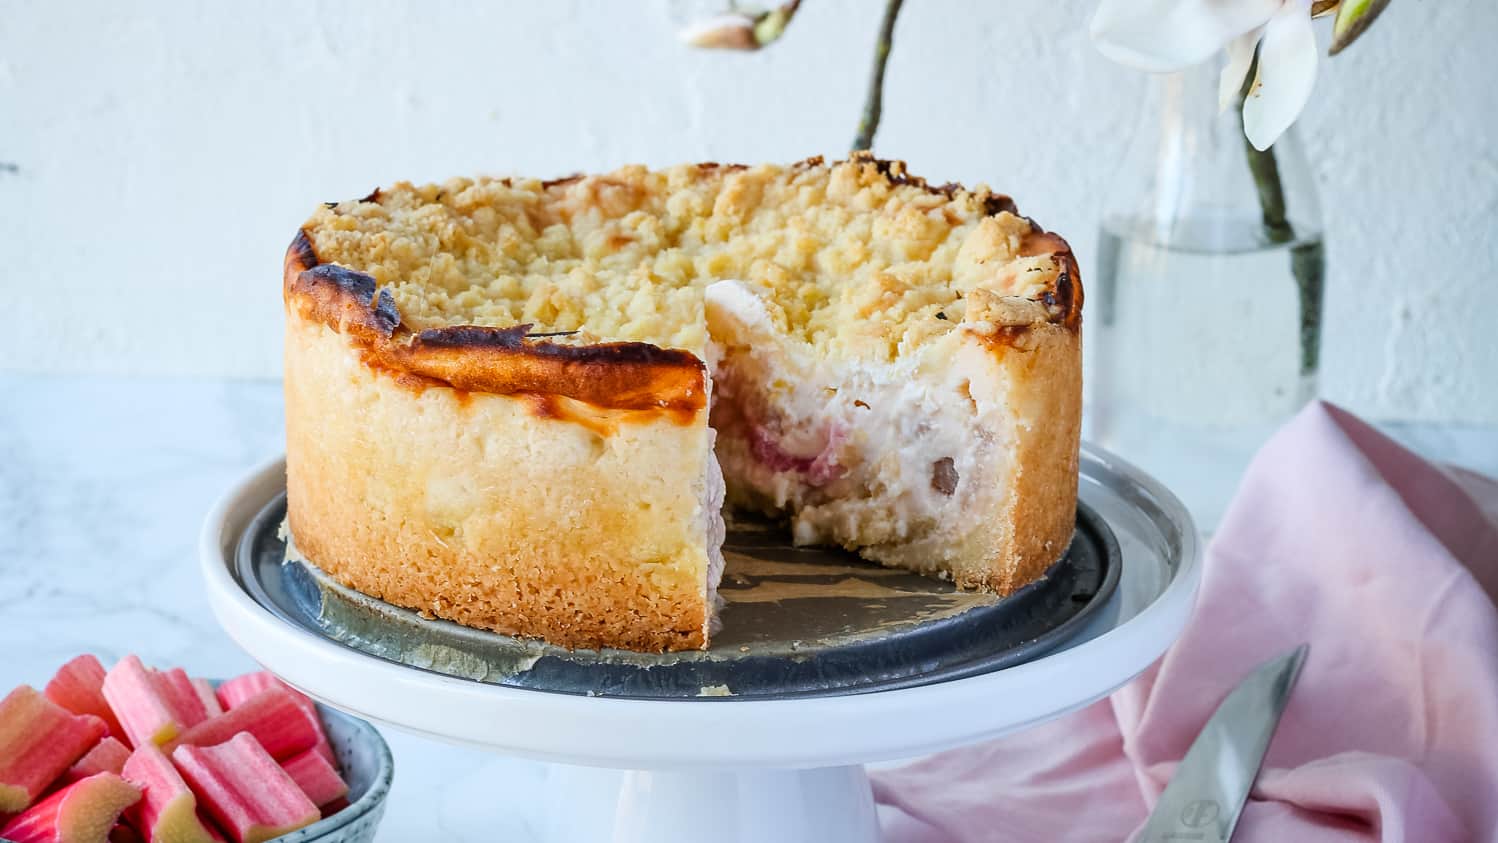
[[679, 13, 760, 51], [679, 2, 801, 51], [1330, 0, 1391, 55]]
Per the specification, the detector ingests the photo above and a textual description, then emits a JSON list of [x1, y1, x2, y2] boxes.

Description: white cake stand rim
[[201, 448, 1200, 769]]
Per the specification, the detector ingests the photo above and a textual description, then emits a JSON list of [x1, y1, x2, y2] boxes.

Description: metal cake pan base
[[238, 493, 1119, 700]]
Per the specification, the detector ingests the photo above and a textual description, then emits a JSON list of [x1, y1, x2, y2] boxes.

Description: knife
[[1135, 644, 1308, 843]]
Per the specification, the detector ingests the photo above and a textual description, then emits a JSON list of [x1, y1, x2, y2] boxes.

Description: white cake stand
[[201, 447, 1199, 843]]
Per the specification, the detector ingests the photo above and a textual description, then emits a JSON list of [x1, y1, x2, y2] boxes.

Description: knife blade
[[1135, 644, 1308, 843]]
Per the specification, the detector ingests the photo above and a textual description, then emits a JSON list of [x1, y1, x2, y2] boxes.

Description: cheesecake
[[282, 154, 1082, 652]]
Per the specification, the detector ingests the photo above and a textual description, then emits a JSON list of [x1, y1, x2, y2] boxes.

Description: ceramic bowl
[[264, 702, 394, 843], [1, 700, 393, 843]]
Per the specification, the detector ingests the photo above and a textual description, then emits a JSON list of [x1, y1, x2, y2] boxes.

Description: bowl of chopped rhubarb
[[1, 654, 392, 843]]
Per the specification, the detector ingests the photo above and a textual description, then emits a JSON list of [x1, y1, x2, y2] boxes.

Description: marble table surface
[[3, 374, 1495, 841], [1, 375, 545, 841]]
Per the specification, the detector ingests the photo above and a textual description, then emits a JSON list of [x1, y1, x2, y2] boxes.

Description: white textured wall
[[1, 0, 1494, 422]]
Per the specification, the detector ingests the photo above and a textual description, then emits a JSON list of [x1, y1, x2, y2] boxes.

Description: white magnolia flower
[[1091, 0, 1355, 151]]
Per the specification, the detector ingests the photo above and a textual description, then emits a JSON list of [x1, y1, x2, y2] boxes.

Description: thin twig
[[1238, 54, 1293, 243], [1237, 53, 1322, 375], [851, 0, 905, 152], [1243, 132, 1295, 245]]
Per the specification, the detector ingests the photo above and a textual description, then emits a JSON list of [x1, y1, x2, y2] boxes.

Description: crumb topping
[[301, 156, 1065, 362]]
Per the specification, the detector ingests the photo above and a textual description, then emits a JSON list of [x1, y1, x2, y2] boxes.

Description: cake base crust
[[284, 315, 717, 652]]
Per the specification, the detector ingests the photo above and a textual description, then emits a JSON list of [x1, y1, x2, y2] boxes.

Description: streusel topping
[[302, 156, 1062, 362]]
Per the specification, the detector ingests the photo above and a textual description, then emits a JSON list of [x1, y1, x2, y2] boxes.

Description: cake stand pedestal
[[201, 448, 1199, 843], [539, 766, 878, 842]]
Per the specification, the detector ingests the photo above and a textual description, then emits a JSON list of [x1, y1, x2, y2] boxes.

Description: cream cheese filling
[[704, 280, 1003, 563]]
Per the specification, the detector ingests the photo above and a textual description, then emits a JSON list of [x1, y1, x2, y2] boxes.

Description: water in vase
[[1089, 214, 1324, 529]]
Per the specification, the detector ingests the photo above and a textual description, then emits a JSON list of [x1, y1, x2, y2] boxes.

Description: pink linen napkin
[[873, 401, 1498, 843]]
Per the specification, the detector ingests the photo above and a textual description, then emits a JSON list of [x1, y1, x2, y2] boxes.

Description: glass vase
[[1088, 65, 1326, 529]]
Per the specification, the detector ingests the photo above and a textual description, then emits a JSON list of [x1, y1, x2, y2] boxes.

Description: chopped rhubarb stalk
[[0, 772, 141, 843], [0, 686, 109, 813], [317, 796, 350, 816], [308, 735, 337, 768], [198, 812, 229, 842], [189, 679, 223, 719], [213, 673, 320, 713], [61, 740, 132, 786], [211, 674, 278, 713], [278, 750, 347, 808], [152, 669, 209, 729], [172, 735, 318, 843], [44, 657, 127, 745], [119, 744, 216, 843], [101, 656, 183, 748], [214, 674, 335, 766], [197, 813, 229, 843], [168, 688, 318, 761]]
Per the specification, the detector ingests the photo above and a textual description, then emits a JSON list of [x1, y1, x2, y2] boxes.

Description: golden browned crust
[[1018, 227, 1083, 333], [972, 323, 1082, 594], [284, 230, 707, 414], [284, 153, 1079, 413], [853, 155, 1020, 221], [284, 314, 715, 652], [761, 153, 1078, 332]]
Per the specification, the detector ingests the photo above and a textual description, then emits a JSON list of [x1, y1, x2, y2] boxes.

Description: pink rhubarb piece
[[101, 656, 185, 749], [215, 673, 335, 766], [152, 669, 210, 730], [199, 813, 229, 842], [0, 686, 109, 813], [189, 679, 223, 720], [211, 674, 278, 712], [172, 734, 318, 843], [44, 656, 127, 746], [61, 739, 132, 786], [0, 772, 141, 843], [120, 744, 217, 843], [279, 749, 348, 809], [169, 687, 318, 762]]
